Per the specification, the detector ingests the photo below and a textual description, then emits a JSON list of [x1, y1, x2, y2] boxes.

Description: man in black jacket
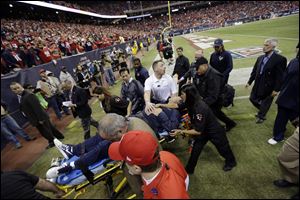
[[62, 80, 98, 140], [192, 57, 236, 132], [246, 38, 287, 123], [10, 82, 64, 149], [172, 47, 190, 94], [268, 43, 299, 145]]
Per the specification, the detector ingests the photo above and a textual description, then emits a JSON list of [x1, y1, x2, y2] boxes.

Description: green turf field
[[28, 14, 299, 199]]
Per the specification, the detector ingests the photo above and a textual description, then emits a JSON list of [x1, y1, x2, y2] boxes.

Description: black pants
[[81, 116, 99, 140], [224, 75, 229, 84], [185, 130, 236, 173], [210, 102, 236, 127], [273, 105, 298, 141], [250, 94, 274, 119], [178, 78, 187, 95], [35, 119, 64, 144]]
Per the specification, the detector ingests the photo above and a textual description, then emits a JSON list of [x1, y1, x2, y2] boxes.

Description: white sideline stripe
[[219, 34, 298, 41], [234, 95, 249, 100]]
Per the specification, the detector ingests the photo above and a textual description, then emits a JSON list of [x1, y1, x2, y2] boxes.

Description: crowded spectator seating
[[1, 1, 298, 75]]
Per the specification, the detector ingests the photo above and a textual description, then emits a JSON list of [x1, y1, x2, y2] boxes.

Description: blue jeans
[[47, 95, 62, 119], [104, 68, 115, 86], [273, 105, 298, 141], [69, 135, 111, 169], [1, 115, 31, 145]]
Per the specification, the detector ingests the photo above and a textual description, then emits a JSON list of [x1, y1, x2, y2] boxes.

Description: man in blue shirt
[[210, 39, 233, 84]]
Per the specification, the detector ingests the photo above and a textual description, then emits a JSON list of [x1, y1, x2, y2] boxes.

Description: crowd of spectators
[[1, 1, 298, 75], [51, 1, 170, 15]]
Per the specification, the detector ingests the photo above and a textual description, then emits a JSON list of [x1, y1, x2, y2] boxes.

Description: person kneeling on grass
[[108, 130, 190, 199]]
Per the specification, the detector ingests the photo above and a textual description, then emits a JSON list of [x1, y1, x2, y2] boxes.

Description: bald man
[[51, 113, 162, 198]]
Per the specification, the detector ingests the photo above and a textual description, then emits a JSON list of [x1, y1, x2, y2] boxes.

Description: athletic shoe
[[158, 131, 169, 137], [15, 143, 22, 149], [54, 138, 73, 159], [46, 163, 72, 179], [273, 179, 297, 188], [267, 138, 283, 145]]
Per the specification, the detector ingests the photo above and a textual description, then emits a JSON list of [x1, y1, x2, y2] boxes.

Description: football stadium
[[1, 1, 299, 199]]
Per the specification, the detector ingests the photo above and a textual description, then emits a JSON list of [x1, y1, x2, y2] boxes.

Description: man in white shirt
[[144, 60, 177, 114]]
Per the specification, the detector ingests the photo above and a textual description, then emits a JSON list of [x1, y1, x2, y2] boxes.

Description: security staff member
[[193, 57, 236, 132], [210, 38, 233, 84], [171, 84, 236, 174], [172, 47, 190, 94]]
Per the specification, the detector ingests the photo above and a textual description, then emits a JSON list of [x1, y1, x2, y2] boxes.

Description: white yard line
[[219, 34, 298, 41]]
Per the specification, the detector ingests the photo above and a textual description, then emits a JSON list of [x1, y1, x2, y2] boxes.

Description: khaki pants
[[123, 117, 163, 198], [277, 127, 299, 184]]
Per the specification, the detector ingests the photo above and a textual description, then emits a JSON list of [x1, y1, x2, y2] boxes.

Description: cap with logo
[[108, 130, 159, 166]]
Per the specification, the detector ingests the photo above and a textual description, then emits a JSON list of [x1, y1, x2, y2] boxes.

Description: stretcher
[[46, 156, 135, 199]]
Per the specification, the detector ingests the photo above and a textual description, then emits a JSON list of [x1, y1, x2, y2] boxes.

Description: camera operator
[[162, 38, 174, 66]]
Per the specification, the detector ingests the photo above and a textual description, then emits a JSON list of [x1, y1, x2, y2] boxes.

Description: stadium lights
[[17, 1, 127, 19], [172, 8, 179, 12], [9, 4, 13, 7]]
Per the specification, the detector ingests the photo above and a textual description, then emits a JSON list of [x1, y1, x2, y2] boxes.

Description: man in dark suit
[[62, 80, 98, 140], [268, 43, 299, 145], [246, 38, 287, 123], [10, 82, 64, 149]]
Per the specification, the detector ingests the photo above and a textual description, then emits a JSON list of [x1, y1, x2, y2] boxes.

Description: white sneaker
[[159, 131, 169, 137], [46, 166, 60, 179], [268, 138, 279, 145], [53, 138, 73, 159]]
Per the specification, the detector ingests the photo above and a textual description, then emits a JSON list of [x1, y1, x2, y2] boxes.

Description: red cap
[[108, 130, 159, 166], [39, 68, 46, 74]]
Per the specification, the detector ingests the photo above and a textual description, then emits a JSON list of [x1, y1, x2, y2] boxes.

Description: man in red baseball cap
[[109, 130, 190, 199]]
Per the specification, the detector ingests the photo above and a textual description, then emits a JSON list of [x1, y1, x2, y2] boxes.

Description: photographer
[[162, 39, 174, 65]]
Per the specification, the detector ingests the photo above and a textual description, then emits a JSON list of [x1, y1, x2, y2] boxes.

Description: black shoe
[[26, 136, 37, 141], [273, 179, 297, 188], [255, 114, 266, 120], [56, 135, 65, 140], [256, 118, 265, 124], [225, 122, 237, 132], [223, 162, 237, 171], [165, 135, 176, 144], [46, 142, 55, 149], [291, 192, 299, 199]]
